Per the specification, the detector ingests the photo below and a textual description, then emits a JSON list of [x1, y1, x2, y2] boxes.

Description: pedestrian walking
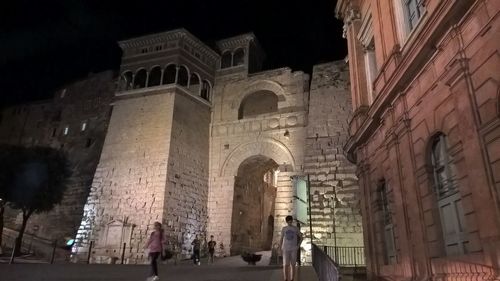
[[144, 222, 165, 281], [191, 234, 201, 265], [279, 216, 303, 281], [207, 235, 217, 264]]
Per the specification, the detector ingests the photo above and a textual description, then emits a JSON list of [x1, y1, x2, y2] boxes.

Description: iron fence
[[312, 243, 339, 281], [321, 246, 365, 267]]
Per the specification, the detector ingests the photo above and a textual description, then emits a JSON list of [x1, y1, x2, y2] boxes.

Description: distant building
[[0, 71, 115, 246], [0, 29, 363, 264], [336, 0, 500, 280]]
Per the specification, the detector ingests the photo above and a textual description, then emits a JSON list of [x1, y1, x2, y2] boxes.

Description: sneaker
[[152, 276, 160, 281], [197, 261, 201, 265]]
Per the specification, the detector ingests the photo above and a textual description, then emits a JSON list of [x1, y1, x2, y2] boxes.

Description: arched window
[[133, 69, 147, 89], [201, 80, 211, 101], [233, 48, 245, 66], [430, 134, 468, 256], [120, 71, 133, 91], [221, 51, 232, 68], [148, 66, 162, 87], [238, 90, 278, 119], [189, 73, 200, 94], [163, 64, 176, 84], [177, 66, 189, 87]]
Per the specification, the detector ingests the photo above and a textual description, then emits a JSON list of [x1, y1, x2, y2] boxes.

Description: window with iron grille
[[403, 0, 424, 31], [431, 135, 459, 199]]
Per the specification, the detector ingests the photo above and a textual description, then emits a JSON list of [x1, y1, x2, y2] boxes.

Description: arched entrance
[[230, 155, 278, 254], [208, 138, 297, 256]]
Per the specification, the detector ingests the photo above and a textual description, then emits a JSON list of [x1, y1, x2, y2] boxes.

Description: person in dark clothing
[[207, 235, 217, 264], [191, 235, 201, 265]]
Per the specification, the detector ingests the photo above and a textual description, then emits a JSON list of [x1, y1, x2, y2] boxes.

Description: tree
[[0, 145, 25, 254], [6, 146, 72, 255]]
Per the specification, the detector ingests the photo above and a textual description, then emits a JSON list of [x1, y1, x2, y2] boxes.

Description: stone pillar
[[343, 5, 369, 110], [273, 171, 295, 245]]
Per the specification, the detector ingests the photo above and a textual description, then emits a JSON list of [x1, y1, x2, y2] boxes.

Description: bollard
[[50, 240, 57, 264], [121, 242, 126, 264], [9, 238, 19, 264], [87, 241, 94, 264]]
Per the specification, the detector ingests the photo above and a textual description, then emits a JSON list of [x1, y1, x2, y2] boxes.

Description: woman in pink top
[[145, 222, 164, 281]]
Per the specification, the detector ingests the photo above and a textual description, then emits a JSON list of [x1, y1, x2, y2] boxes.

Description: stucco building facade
[[336, 0, 500, 280]]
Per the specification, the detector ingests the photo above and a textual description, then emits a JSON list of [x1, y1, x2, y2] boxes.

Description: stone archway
[[208, 138, 297, 256], [220, 138, 295, 177], [230, 155, 278, 254]]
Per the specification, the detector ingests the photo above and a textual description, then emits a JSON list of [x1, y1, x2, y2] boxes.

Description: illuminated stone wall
[[162, 91, 211, 257], [75, 90, 176, 263], [305, 62, 363, 248], [208, 67, 310, 256], [0, 30, 364, 264]]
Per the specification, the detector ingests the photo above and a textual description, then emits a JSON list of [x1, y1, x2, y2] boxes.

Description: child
[[207, 235, 217, 264], [279, 216, 303, 281]]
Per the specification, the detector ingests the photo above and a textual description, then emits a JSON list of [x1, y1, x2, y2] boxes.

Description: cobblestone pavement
[[0, 251, 318, 281]]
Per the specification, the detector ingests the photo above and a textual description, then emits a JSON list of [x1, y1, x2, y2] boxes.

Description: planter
[[241, 253, 262, 265]]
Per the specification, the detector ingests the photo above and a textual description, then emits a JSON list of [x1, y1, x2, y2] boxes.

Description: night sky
[[0, 0, 346, 106]]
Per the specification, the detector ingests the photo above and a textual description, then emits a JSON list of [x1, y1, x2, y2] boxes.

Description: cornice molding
[[342, 6, 361, 38], [119, 29, 185, 49], [118, 29, 220, 62], [216, 33, 258, 52]]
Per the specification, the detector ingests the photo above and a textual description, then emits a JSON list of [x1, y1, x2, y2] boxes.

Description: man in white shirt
[[279, 216, 303, 281]]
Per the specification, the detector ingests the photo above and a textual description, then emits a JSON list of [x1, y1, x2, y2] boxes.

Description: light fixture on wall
[[284, 130, 290, 139]]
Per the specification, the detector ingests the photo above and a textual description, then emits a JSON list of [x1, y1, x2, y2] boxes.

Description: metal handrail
[[312, 243, 339, 281]]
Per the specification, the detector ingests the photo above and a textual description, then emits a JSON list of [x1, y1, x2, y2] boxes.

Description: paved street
[[0, 251, 319, 281]]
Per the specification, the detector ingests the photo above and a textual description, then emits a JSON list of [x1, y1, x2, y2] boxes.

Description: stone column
[[174, 66, 179, 84]]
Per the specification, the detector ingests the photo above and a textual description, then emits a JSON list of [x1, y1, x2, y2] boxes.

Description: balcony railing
[[312, 243, 339, 281]]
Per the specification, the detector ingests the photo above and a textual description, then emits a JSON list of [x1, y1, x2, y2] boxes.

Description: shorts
[[282, 249, 297, 266]]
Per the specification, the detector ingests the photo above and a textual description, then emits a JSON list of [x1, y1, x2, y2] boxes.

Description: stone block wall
[[75, 90, 176, 263], [162, 92, 211, 257], [305, 62, 363, 248], [208, 68, 310, 256], [231, 159, 277, 254]]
